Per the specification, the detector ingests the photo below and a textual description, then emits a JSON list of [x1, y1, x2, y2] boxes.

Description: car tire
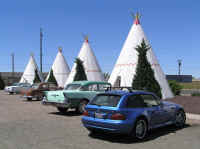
[[132, 118, 148, 140], [9, 92, 14, 95], [175, 110, 186, 128], [88, 129, 98, 135], [36, 95, 43, 101], [77, 100, 88, 114], [27, 97, 32, 101], [57, 107, 68, 114]]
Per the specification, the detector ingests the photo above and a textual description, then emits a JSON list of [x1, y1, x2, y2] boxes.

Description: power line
[[40, 28, 43, 73]]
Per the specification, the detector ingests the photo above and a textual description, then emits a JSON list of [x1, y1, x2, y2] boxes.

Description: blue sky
[[0, 0, 199, 77]]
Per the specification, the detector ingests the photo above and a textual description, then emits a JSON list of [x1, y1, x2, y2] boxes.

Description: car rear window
[[65, 84, 81, 90], [90, 95, 121, 107]]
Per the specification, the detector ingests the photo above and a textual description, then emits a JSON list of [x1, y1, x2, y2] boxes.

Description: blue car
[[82, 90, 186, 140]]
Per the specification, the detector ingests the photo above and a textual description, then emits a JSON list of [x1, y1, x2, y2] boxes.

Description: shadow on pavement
[[49, 111, 82, 117], [22, 99, 41, 102], [88, 124, 190, 144]]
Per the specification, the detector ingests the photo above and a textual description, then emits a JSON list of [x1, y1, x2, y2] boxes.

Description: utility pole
[[40, 28, 43, 74], [11, 53, 14, 77], [178, 59, 182, 82]]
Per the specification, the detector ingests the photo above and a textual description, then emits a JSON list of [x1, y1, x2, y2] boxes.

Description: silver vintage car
[[4, 83, 32, 94]]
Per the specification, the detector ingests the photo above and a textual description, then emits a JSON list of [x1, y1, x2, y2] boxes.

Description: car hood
[[162, 101, 183, 108], [5, 85, 18, 89]]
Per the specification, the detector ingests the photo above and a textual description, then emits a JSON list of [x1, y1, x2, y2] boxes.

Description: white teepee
[[45, 47, 70, 87], [109, 14, 174, 99], [19, 54, 43, 84], [65, 37, 104, 85]]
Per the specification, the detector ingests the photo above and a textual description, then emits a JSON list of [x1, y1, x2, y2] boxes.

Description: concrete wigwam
[[109, 13, 174, 99], [65, 37, 104, 85], [45, 47, 70, 87], [19, 54, 43, 84]]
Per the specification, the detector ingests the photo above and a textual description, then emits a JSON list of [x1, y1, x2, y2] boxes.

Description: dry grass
[[180, 81, 200, 89]]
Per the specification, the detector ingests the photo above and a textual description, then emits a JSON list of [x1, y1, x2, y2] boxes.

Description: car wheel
[[9, 92, 14, 95], [77, 100, 88, 114], [57, 107, 68, 114], [36, 95, 43, 101], [132, 118, 148, 140], [175, 110, 186, 128], [27, 97, 32, 101], [88, 129, 98, 134]]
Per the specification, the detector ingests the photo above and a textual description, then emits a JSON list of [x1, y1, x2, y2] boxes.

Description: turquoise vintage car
[[42, 81, 111, 114]]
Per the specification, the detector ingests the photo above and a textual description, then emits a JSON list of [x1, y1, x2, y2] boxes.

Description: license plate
[[95, 112, 103, 119]]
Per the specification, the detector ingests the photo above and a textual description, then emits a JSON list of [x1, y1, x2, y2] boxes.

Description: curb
[[186, 113, 200, 121]]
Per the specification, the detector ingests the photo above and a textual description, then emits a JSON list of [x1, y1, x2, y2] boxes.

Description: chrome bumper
[[4, 89, 13, 93], [22, 95, 34, 99], [42, 100, 70, 108]]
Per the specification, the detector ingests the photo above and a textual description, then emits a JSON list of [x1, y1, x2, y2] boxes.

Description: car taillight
[[111, 113, 126, 120], [83, 111, 89, 116]]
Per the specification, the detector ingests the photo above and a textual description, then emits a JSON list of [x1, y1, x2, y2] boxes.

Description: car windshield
[[12, 83, 20, 86], [32, 83, 40, 89], [90, 95, 121, 107], [65, 84, 81, 90], [19, 83, 30, 87]]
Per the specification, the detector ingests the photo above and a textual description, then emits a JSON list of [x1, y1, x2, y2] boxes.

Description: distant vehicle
[[82, 90, 186, 140], [4, 83, 31, 94], [42, 81, 111, 114], [21, 82, 61, 101]]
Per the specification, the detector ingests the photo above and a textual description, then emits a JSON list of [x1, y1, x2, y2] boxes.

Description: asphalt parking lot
[[0, 91, 200, 149]]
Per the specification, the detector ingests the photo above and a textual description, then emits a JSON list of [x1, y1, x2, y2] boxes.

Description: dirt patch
[[167, 96, 200, 114]]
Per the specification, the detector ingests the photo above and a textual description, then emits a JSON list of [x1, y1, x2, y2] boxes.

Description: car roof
[[99, 90, 155, 96], [68, 81, 111, 86]]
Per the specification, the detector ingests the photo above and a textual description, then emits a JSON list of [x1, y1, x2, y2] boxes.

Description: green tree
[[73, 58, 87, 81], [0, 73, 5, 90], [132, 39, 162, 98], [33, 69, 41, 83], [168, 80, 182, 95], [47, 69, 57, 85]]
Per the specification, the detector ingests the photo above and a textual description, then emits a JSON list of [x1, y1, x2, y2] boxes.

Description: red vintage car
[[20, 82, 62, 101]]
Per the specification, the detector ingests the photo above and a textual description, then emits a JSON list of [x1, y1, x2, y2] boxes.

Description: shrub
[[0, 73, 5, 90], [74, 58, 87, 81], [33, 69, 41, 83], [168, 80, 182, 95], [47, 69, 57, 85], [191, 92, 200, 96]]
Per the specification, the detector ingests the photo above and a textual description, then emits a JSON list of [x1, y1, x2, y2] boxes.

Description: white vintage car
[[4, 83, 31, 94]]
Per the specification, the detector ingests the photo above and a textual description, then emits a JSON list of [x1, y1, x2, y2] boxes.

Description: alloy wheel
[[135, 119, 147, 140], [175, 110, 186, 127]]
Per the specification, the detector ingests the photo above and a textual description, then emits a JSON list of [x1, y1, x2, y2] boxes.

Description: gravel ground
[[0, 91, 200, 149], [167, 96, 200, 114]]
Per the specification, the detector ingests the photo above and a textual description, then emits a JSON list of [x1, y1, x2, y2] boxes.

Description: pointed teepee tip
[[84, 35, 89, 43], [30, 52, 34, 57], [58, 46, 62, 52], [132, 12, 141, 25]]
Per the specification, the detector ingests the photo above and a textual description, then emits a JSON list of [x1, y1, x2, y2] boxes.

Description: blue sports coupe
[[81, 90, 186, 140]]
